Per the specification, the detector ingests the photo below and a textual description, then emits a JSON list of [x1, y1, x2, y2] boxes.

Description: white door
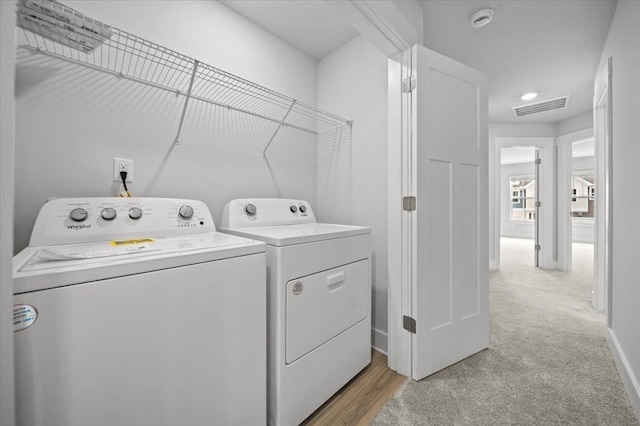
[[405, 45, 489, 380]]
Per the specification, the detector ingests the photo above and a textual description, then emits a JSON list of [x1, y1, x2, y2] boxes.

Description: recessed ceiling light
[[520, 92, 539, 101], [470, 8, 494, 28]]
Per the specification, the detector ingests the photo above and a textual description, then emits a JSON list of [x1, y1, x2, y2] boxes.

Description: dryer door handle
[[326, 272, 345, 292]]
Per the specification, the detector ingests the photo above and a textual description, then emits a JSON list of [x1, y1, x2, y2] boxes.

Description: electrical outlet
[[113, 158, 133, 182]]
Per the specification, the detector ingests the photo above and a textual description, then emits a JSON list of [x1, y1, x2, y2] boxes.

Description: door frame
[[387, 52, 411, 375], [493, 137, 556, 269], [555, 129, 594, 272], [594, 57, 613, 320]]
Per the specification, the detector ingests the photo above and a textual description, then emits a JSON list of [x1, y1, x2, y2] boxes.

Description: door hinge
[[402, 196, 416, 211], [535, 158, 542, 165], [403, 315, 416, 334], [535, 244, 541, 251], [535, 201, 541, 208], [402, 75, 416, 93]]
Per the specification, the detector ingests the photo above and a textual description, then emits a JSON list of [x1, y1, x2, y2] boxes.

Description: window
[[571, 172, 595, 218], [510, 176, 536, 221]]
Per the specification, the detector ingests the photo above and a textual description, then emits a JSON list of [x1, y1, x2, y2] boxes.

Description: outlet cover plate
[[113, 158, 133, 182]]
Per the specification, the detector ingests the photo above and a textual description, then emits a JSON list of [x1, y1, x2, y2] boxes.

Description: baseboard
[[372, 328, 388, 355], [606, 328, 640, 420], [539, 260, 561, 271]]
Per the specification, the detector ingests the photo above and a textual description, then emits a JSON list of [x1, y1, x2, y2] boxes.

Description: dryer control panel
[[221, 198, 317, 229], [29, 198, 215, 246]]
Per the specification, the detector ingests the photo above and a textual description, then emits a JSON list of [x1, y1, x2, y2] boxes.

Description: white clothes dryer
[[221, 198, 371, 426], [13, 197, 266, 426]]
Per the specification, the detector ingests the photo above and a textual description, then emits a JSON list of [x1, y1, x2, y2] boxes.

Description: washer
[[13, 197, 266, 426], [221, 198, 371, 426]]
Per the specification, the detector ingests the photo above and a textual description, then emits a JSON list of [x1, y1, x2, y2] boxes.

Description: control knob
[[69, 208, 88, 222], [128, 207, 143, 220], [299, 205, 307, 213], [178, 205, 194, 220], [245, 203, 257, 216], [101, 208, 117, 221], [289, 205, 298, 213]]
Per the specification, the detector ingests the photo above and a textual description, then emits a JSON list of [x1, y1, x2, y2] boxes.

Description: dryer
[[13, 197, 267, 426], [221, 198, 371, 426]]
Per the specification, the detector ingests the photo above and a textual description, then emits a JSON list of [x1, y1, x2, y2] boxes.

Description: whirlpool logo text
[[67, 224, 91, 230]]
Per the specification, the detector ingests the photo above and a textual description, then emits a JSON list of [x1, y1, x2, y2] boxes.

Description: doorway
[[569, 139, 596, 283], [499, 146, 540, 267], [493, 137, 554, 271]]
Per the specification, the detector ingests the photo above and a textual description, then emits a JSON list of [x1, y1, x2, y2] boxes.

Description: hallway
[[371, 238, 636, 425]]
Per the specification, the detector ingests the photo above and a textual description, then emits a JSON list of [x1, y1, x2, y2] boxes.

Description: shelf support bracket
[[174, 59, 199, 145], [262, 99, 296, 159]]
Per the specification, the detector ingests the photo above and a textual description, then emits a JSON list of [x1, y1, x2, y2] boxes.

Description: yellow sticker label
[[110, 238, 156, 246]]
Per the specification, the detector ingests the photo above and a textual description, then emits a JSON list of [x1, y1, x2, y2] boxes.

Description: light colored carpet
[[371, 238, 637, 425]]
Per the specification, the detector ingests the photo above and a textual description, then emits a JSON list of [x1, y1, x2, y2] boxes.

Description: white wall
[[394, 1, 424, 43], [0, 2, 16, 424], [572, 154, 595, 171], [490, 123, 557, 141], [556, 111, 593, 136], [572, 220, 594, 244], [596, 0, 640, 416], [14, 1, 319, 252], [317, 36, 389, 353], [500, 162, 535, 239]]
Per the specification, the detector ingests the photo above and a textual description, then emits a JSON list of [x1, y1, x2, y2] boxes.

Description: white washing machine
[[221, 198, 371, 426], [13, 197, 267, 426]]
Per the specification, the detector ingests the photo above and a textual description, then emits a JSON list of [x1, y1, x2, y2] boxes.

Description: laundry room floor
[[302, 349, 406, 425]]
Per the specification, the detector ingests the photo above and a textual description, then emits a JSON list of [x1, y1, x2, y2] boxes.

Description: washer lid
[[221, 223, 371, 247], [13, 232, 265, 294]]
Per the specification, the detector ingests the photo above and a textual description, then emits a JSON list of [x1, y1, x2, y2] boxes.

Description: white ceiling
[[220, 0, 617, 124], [219, 1, 358, 60], [421, 1, 616, 123]]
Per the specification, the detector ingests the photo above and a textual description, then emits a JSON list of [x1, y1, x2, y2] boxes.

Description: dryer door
[[285, 259, 369, 364]]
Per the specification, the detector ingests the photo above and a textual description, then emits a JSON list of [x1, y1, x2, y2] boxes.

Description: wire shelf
[[17, 0, 352, 147]]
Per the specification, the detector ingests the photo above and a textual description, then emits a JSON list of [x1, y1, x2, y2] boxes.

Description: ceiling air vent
[[513, 96, 570, 118]]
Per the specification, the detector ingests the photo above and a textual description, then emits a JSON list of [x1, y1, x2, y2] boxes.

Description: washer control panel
[[221, 198, 316, 229], [29, 197, 215, 247]]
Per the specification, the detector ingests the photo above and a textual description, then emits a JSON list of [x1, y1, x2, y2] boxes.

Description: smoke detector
[[470, 8, 494, 28]]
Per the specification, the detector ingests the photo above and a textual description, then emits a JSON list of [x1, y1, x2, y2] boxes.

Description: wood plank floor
[[301, 350, 407, 426]]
